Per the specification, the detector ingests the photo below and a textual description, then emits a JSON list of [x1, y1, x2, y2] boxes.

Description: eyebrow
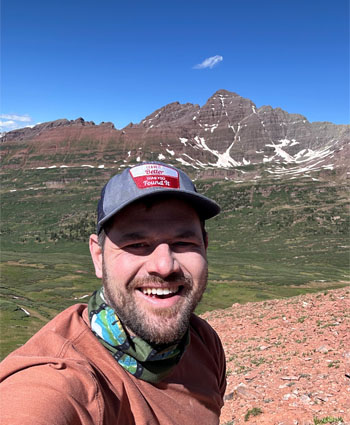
[[116, 232, 148, 244], [173, 230, 199, 239]]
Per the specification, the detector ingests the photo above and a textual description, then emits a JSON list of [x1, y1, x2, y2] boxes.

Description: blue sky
[[1, 0, 349, 132]]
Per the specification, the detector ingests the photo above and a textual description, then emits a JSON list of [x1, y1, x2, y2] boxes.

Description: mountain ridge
[[1, 90, 349, 182]]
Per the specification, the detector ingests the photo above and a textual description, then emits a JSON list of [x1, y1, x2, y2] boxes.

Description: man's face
[[90, 198, 208, 346]]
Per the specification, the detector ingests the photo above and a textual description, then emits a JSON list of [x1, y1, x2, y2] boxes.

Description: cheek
[[105, 252, 144, 282], [180, 252, 207, 280]]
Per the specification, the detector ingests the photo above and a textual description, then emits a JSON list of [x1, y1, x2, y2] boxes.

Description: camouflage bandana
[[88, 287, 190, 383]]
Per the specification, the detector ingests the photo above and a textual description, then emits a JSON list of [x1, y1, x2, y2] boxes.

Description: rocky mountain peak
[[1, 89, 349, 181], [99, 121, 115, 129], [138, 101, 199, 128], [72, 117, 95, 126], [210, 89, 243, 98]]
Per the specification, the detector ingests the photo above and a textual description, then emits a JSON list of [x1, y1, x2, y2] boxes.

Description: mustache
[[127, 274, 193, 290]]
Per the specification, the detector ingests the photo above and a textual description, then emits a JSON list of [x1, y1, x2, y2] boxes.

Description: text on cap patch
[[130, 163, 180, 189]]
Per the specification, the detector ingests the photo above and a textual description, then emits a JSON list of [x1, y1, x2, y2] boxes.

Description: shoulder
[[190, 313, 223, 348], [4, 304, 89, 359], [189, 313, 226, 372], [0, 357, 103, 425], [0, 304, 104, 425], [177, 314, 227, 403], [0, 303, 94, 380]]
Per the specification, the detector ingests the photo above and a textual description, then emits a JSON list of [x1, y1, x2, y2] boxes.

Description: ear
[[89, 234, 103, 279]]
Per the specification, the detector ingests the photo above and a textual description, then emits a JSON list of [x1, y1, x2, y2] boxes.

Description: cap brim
[[97, 189, 220, 233]]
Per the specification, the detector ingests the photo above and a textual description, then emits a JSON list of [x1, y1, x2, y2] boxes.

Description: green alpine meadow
[[1, 164, 348, 359]]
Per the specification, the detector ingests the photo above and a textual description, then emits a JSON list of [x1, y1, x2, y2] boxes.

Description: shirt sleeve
[[0, 359, 103, 425]]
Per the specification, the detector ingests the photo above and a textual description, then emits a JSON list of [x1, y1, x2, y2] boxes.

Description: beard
[[102, 262, 208, 346]]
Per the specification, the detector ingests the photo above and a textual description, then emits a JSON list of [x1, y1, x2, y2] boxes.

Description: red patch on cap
[[130, 164, 180, 189]]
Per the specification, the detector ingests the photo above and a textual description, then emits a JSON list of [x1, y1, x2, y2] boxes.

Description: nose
[[145, 243, 181, 278]]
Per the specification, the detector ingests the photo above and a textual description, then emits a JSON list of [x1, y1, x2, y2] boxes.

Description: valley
[[1, 89, 349, 359], [1, 165, 348, 359]]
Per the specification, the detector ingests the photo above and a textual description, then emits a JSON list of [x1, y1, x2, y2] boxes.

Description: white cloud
[[0, 114, 32, 122], [0, 114, 34, 133], [193, 55, 223, 69], [0, 120, 16, 128]]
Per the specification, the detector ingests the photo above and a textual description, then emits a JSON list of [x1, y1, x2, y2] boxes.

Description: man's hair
[[98, 228, 107, 251]]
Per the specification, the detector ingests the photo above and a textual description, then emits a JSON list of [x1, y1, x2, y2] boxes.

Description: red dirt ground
[[202, 287, 350, 425]]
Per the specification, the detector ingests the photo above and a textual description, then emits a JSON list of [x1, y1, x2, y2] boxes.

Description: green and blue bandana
[[88, 288, 189, 383]]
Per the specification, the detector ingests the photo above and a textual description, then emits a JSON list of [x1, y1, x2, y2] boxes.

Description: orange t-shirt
[[0, 304, 226, 425]]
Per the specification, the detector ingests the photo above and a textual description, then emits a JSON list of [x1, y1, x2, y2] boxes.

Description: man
[[0, 161, 226, 425]]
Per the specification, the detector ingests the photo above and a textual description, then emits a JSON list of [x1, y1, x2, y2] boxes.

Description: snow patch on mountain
[[176, 157, 198, 168], [193, 136, 241, 167]]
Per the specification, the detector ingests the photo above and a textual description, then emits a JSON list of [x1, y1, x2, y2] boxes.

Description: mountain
[[1, 90, 349, 181]]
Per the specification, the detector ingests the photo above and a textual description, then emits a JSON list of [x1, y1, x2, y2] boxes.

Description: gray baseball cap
[[97, 161, 220, 233]]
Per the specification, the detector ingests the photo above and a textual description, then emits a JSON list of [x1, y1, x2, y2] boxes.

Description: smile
[[137, 286, 182, 298]]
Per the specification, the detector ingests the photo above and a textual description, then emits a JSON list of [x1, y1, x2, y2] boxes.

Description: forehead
[[108, 197, 202, 234]]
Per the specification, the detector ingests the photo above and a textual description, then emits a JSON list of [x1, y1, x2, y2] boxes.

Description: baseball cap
[[97, 161, 220, 233]]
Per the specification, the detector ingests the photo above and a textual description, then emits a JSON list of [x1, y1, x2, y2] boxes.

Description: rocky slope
[[1, 90, 349, 181], [203, 287, 350, 425]]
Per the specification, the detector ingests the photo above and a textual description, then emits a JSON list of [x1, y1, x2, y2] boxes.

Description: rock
[[300, 394, 312, 404], [282, 393, 297, 400], [281, 376, 300, 381], [99, 121, 115, 129], [316, 345, 330, 354], [244, 372, 258, 381], [224, 392, 234, 401], [234, 383, 260, 400]]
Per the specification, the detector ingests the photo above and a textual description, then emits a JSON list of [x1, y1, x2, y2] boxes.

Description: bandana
[[88, 288, 190, 383]]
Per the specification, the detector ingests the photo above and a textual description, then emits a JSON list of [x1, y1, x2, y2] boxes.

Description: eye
[[126, 242, 149, 249], [172, 240, 199, 251], [121, 242, 151, 253], [173, 241, 192, 246]]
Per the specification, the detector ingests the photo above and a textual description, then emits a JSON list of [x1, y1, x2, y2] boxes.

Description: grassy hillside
[[1, 166, 349, 359]]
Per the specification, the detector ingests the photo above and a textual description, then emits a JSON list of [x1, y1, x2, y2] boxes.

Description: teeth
[[141, 287, 178, 296]]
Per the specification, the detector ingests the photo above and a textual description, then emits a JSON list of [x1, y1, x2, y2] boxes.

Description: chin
[[102, 270, 206, 346], [122, 301, 194, 346]]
